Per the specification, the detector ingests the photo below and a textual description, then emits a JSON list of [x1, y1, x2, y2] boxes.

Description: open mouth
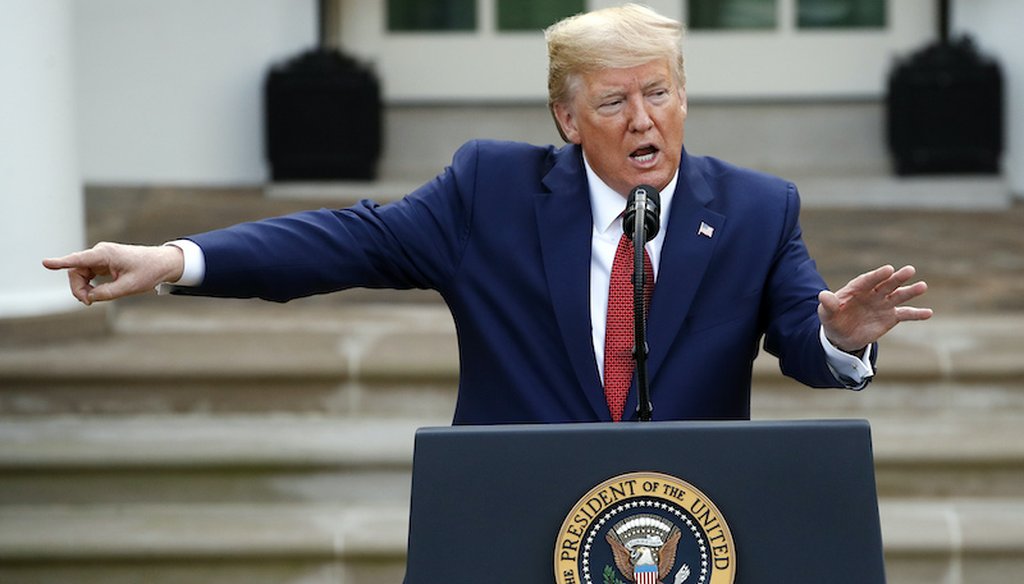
[[630, 145, 659, 163]]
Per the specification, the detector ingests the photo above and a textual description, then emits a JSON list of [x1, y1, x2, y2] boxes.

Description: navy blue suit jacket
[[180, 140, 856, 423]]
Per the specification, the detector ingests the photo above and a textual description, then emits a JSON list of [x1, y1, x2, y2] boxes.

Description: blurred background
[[2, 1, 1023, 583]]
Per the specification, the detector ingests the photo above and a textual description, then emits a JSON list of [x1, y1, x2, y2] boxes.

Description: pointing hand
[[43, 242, 184, 305]]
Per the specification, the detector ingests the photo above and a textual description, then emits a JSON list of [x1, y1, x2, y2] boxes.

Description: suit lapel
[[642, 152, 726, 401], [535, 145, 608, 420]]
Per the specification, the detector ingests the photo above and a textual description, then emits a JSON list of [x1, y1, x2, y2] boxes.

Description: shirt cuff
[[819, 325, 875, 390], [156, 239, 206, 295]]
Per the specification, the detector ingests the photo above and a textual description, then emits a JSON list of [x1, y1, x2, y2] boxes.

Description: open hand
[[42, 242, 184, 305], [818, 264, 933, 352]]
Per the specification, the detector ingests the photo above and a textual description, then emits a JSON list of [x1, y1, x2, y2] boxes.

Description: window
[[688, 0, 776, 30], [797, 0, 885, 29], [687, 0, 885, 30], [386, 0, 582, 33], [387, 0, 476, 32], [497, 0, 583, 32]]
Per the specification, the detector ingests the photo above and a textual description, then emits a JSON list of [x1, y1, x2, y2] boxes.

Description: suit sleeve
[[760, 182, 874, 388], [174, 142, 481, 302]]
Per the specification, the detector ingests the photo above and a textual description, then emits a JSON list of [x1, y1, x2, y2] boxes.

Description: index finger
[[846, 264, 896, 293], [874, 265, 919, 296], [42, 248, 104, 271]]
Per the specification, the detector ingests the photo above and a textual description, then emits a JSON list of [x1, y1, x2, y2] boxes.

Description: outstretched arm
[[42, 242, 184, 305], [818, 264, 932, 353]]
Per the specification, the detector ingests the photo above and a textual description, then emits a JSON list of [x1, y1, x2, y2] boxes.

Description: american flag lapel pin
[[697, 221, 715, 238]]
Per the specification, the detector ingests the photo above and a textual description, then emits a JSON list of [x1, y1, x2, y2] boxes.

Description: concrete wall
[[955, 0, 1024, 199], [379, 101, 890, 183], [74, 0, 315, 185]]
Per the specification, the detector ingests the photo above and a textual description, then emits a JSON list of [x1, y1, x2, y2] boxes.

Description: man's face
[[554, 59, 687, 197]]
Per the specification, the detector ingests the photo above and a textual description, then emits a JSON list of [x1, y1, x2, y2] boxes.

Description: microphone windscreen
[[624, 184, 661, 241]]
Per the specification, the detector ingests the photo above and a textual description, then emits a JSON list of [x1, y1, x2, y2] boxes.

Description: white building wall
[[955, 0, 1024, 199], [74, 0, 316, 185], [68, 1, 1020, 195], [338, 0, 936, 102]]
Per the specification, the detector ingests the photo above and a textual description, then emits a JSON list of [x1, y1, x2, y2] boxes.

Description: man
[[44, 5, 931, 424]]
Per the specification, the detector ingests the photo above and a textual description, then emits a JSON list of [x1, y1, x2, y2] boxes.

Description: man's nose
[[627, 97, 654, 133]]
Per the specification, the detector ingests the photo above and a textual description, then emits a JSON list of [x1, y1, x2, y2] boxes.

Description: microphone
[[623, 184, 660, 422], [623, 184, 661, 243]]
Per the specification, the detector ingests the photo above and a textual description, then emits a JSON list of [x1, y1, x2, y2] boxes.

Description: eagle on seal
[[606, 523, 682, 583]]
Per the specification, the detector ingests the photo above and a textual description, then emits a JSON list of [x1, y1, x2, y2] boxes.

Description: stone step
[[1, 414, 1022, 504], [0, 503, 409, 584], [0, 301, 460, 417], [0, 417, 432, 507], [0, 499, 1022, 584], [2, 301, 1022, 416], [883, 498, 1024, 584]]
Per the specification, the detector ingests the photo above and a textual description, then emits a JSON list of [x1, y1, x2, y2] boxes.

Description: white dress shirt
[[586, 156, 676, 382]]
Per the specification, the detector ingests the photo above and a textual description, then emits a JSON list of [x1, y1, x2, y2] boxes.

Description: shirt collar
[[583, 154, 679, 236]]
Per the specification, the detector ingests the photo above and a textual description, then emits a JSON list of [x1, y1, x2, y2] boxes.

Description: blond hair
[[545, 4, 685, 109]]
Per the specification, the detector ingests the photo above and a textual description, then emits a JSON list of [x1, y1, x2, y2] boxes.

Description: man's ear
[[551, 101, 581, 144], [679, 86, 688, 117]]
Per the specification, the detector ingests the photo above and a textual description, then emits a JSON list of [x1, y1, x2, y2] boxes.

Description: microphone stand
[[631, 192, 653, 422]]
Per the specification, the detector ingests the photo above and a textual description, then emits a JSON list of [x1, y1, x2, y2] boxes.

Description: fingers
[[846, 265, 928, 307], [42, 248, 107, 272], [66, 267, 97, 305], [817, 290, 841, 318], [86, 271, 149, 303], [43, 244, 118, 305], [886, 280, 928, 306], [85, 282, 121, 304], [895, 306, 934, 322], [45, 248, 107, 305], [42, 257, 67, 270], [42, 254, 76, 270], [848, 264, 896, 293], [872, 265, 918, 297]]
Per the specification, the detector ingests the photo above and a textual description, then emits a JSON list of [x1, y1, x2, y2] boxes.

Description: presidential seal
[[555, 472, 735, 584]]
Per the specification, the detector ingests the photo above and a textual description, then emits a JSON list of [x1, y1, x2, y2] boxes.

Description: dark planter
[[265, 48, 382, 181], [887, 35, 1003, 175]]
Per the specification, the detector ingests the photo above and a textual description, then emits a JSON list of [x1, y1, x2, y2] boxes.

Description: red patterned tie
[[604, 233, 654, 421]]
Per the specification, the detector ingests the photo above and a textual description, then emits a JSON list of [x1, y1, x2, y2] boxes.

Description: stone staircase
[[3, 188, 1024, 583], [2, 293, 1023, 584], [0, 297, 446, 584]]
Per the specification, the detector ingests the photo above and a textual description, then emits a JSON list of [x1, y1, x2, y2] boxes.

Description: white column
[[955, 0, 1024, 200], [0, 0, 84, 317]]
